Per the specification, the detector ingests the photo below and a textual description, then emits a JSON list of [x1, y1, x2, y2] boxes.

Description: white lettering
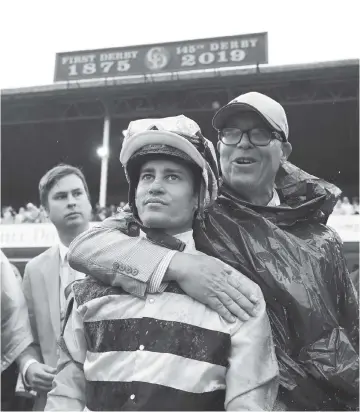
[[68, 64, 78, 76], [123, 51, 138, 59], [62, 54, 96, 64], [117, 60, 130, 72], [104, 53, 118, 61], [100, 53, 111, 61], [82, 63, 96, 75], [100, 51, 138, 61], [198, 52, 215, 65], [176, 46, 188, 55], [230, 49, 246, 62], [100, 61, 115, 73], [240, 40, 249, 48], [181, 54, 196, 66], [210, 43, 220, 51], [217, 50, 228, 63], [220, 42, 229, 50], [249, 38, 258, 47]]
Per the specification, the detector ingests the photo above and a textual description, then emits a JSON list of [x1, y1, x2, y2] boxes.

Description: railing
[[0, 217, 359, 249]]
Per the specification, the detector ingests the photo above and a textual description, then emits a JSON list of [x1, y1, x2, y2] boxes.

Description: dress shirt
[[267, 189, 281, 207], [59, 242, 86, 326]]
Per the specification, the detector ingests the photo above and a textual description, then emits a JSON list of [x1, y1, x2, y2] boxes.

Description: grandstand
[[1, 58, 359, 272]]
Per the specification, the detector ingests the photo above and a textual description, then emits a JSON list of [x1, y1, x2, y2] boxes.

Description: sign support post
[[99, 108, 111, 208]]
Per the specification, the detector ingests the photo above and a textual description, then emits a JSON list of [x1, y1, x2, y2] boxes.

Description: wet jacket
[[69, 162, 359, 411], [193, 162, 359, 410]]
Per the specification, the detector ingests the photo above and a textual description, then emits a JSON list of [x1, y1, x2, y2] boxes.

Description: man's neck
[[242, 190, 273, 206], [226, 183, 274, 206], [57, 224, 89, 247]]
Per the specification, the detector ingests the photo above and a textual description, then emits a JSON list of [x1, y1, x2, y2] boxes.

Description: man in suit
[[17, 164, 92, 410]]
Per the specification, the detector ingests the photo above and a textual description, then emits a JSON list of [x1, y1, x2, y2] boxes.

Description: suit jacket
[[20, 246, 62, 411]]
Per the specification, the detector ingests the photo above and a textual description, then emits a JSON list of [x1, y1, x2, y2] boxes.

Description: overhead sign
[[54, 32, 268, 82]]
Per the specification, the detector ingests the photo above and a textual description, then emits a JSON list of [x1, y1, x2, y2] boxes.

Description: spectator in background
[[2, 207, 15, 224], [332, 197, 359, 216], [92, 203, 101, 220], [341, 196, 354, 215], [332, 199, 345, 215], [38, 206, 50, 223], [109, 204, 117, 217], [15, 207, 26, 224], [98, 207, 108, 221], [352, 197, 359, 215], [24, 203, 40, 223]]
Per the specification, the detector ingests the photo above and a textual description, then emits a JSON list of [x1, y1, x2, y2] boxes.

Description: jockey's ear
[[281, 142, 292, 162]]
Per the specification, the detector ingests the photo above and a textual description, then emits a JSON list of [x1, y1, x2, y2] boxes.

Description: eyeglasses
[[219, 128, 283, 147]]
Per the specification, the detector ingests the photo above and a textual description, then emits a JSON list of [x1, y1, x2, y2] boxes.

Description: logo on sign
[[144, 47, 170, 70]]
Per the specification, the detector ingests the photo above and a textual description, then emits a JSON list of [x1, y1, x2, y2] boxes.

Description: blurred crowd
[[332, 196, 359, 216], [1, 197, 358, 224], [0, 202, 127, 224]]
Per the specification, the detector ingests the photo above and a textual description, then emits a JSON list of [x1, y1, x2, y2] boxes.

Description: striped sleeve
[[147, 250, 176, 293], [69, 226, 171, 297]]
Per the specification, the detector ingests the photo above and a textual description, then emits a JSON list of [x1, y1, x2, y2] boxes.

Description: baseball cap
[[212, 92, 289, 140]]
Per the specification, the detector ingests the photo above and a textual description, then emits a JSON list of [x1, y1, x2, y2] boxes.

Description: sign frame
[[54, 32, 268, 82]]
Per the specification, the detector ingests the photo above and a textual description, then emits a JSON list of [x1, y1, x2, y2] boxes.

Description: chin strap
[[140, 226, 186, 252]]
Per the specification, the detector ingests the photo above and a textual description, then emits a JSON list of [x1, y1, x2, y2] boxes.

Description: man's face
[[135, 158, 198, 235], [46, 174, 92, 231], [218, 111, 291, 197]]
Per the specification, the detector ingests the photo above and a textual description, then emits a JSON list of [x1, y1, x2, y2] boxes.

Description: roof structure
[[2, 58, 358, 210], [2, 59, 358, 126]]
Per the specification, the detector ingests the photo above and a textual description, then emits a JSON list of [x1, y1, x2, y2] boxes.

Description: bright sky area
[[0, 0, 359, 90]]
